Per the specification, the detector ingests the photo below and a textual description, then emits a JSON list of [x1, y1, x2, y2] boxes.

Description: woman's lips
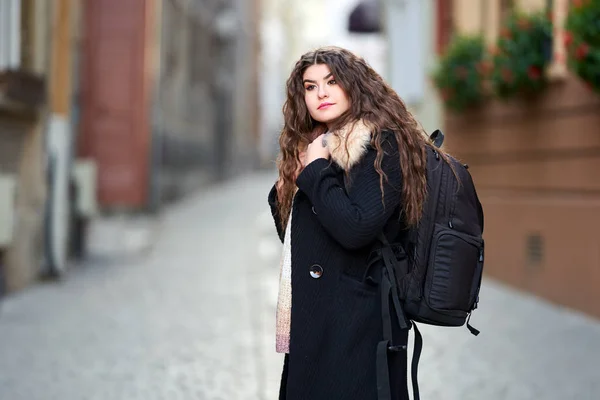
[[318, 103, 334, 110]]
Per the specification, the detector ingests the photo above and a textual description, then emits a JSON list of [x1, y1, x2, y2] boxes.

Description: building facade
[[437, 0, 600, 319], [78, 0, 261, 209], [0, 0, 84, 292], [384, 0, 444, 134], [153, 0, 261, 204], [0, 0, 262, 294]]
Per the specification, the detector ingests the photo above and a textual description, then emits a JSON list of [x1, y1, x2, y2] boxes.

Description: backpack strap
[[411, 322, 423, 400], [376, 230, 425, 400], [376, 269, 402, 400], [375, 263, 424, 400], [343, 157, 422, 400], [378, 232, 408, 331]]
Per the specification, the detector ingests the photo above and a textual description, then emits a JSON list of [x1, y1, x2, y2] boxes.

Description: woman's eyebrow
[[303, 72, 333, 84]]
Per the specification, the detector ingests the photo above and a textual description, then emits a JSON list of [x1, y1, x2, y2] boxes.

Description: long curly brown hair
[[276, 46, 435, 230]]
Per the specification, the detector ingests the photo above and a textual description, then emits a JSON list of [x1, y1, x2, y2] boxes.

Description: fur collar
[[326, 119, 374, 171]]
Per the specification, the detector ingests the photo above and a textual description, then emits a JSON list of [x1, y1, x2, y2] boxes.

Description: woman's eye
[[328, 79, 337, 85], [305, 85, 316, 91]]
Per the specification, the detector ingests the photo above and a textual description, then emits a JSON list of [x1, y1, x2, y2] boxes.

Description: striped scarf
[[275, 201, 294, 353]]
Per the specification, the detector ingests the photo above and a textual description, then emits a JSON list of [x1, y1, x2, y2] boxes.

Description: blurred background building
[[440, 0, 600, 320], [0, 0, 598, 324], [0, 0, 261, 293]]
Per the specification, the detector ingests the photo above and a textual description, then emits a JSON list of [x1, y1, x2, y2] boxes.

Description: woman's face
[[302, 64, 350, 127]]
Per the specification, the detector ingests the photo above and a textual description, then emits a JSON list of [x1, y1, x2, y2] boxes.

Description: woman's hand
[[304, 134, 330, 166], [295, 151, 307, 180]]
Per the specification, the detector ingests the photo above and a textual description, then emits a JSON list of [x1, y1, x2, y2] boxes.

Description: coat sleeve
[[295, 136, 402, 250], [267, 183, 285, 243]]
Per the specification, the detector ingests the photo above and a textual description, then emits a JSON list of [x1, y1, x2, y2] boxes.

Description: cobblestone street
[[0, 171, 599, 400]]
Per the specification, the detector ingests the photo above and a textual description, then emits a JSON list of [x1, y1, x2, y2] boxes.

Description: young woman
[[268, 46, 432, 400]]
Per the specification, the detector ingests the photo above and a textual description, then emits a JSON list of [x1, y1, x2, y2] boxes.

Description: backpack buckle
[[388, 345, 407, 352]]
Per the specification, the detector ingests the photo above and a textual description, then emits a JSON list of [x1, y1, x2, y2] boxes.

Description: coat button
[[312, 206, 317, 215], [309, 264, 323, 279]]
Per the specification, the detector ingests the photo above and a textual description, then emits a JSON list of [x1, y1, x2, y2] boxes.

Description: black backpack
[[375, 129, 485, 400]]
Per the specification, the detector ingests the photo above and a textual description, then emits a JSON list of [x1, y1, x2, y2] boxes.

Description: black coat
[[268, 125, 410, 400]]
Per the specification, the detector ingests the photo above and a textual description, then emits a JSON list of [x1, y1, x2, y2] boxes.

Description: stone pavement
[[0, 171, 599, 400]]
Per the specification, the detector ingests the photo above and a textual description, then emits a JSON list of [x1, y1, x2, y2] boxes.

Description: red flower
[[501, 68, 514, 83], [576, 43, 590, 60], [572, 0, 584, 8], [527, 66, 542, 80], [547, 10, 553, 22], [476, 61, 492, 76], [564, 31, 573, 48], [501, 28, 512, 39], [517, 18, 531, 30], [441, 88, 453, 101], [455, 66, 469, 79]]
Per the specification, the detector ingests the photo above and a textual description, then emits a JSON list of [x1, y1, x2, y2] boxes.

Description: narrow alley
[[0, 172, 598, 400]]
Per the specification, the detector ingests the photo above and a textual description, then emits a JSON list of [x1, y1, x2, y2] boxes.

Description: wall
[[382, 0, 443, 134], [257, 0, 287, 165], [0, 0, 53, 291], [445, 0, 600, 318], [155, 0, 260, 204], [445, 77, 600, 319], [79, 0, 154, 209], [413, 0, 443, 134]]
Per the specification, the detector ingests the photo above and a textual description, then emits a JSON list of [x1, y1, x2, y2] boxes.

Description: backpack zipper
[[446, 165, 456, 228]]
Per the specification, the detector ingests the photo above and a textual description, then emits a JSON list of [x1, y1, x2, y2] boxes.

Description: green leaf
[[432, 34, 486, 112], [565, 0, 600, 91], [490, 10, 552, 99]]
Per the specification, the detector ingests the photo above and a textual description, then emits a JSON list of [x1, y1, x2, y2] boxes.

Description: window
[[0, 0, 21, 70]]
